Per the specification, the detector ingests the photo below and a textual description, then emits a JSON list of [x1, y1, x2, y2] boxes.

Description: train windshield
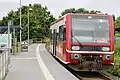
[[72, 15, 110, 43]]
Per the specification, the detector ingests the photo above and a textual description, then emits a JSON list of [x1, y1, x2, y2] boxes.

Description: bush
[[115, 40, 120, 55], [42, 37, 50, 43], [33, 37, 50, 43], [33, 38, 42, 43], [107, 40, 120, 77], [107, 62, 120, 77]]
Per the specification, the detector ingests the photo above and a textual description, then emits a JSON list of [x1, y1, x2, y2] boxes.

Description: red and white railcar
[[49, 13, 114, 70]]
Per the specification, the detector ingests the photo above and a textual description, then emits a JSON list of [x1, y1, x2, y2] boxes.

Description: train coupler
[[96, 56, 102, 70], [78, 55, 84, 69], [88, 55, 93, 70]]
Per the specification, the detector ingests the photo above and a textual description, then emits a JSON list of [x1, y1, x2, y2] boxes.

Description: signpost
[[0, 34, 12, 49], [8, 21, 11, 67]]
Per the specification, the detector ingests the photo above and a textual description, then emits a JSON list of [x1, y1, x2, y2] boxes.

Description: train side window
[[51, 31, 54, 44], [50, 29, 52, 40], [56, 33, 59, 43], [59, 25, 66, 41], [63, 28, 66, 41], [51, 29, 56, 44], [59, 26, 63, 41]]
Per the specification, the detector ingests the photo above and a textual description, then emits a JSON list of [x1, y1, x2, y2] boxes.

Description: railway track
[[74, 71, 112, 80], [46, 46, 113, 80], [64, 64, 112, 80], [63, 62, 112, 80]]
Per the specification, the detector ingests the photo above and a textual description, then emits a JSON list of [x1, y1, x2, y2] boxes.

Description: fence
[[0, 51, 8, 80]]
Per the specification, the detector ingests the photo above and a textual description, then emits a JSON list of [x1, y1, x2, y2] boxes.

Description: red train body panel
[[49, 13, 114, 70]]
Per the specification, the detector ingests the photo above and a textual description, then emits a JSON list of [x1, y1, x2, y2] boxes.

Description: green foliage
[[115, 41, 120, 53], [107, 62, 120, 77], [107, 41, 120, 77], [115, 16, 120, 37], [42, 37, 50, 43], [115, 17, 120, 28], [60, 8, 76, 16], [0, 4, 56, 41], [115, 32, 120, 37], [60, 8, 101, 17], [0, 20, 3, 25]]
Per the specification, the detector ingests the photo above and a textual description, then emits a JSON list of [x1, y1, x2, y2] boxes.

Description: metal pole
[[8, 21, 10, 65], [13, 28, 16, 55], [20, 0, 22, 52], [28, 8, 29, 46]]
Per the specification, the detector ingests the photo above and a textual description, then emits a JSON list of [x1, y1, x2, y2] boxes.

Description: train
[[48, 13, 114, 71]]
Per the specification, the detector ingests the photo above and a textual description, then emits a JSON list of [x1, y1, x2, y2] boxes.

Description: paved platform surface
[[5, 44, 78, 80]]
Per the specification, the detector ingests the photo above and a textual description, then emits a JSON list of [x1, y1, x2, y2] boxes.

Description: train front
[[66, 14, 114, 71]]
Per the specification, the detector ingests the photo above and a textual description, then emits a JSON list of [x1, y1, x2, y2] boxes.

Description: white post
[[28, 8, 29, 46], [13, 28, 16, 55], [8, 21, 10, 65], [20, 0, 22, 52], [0, 56, 2, 79]]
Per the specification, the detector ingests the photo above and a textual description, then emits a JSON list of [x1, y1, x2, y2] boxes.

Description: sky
[[0, 0, 120, 20]]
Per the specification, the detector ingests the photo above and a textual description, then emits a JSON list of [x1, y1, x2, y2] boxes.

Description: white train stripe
[[66, 49, 114, 54]]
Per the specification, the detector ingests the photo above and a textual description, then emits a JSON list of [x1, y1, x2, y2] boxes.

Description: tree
[[61, 8, 76, 16], [60, 8, 101, 17], [0, 20, 3, 25], [0, 4, 56, 41], [115, 17, 120, 29], [114, 16, 120, 37], [75, 8, 89, 14]]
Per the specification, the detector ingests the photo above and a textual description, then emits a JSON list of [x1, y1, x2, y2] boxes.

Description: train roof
[[50, 14, 67, 26], [50, 13, 111, 26]]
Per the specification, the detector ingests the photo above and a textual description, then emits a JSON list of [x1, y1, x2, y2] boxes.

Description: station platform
[[5, 44, 78, 80]]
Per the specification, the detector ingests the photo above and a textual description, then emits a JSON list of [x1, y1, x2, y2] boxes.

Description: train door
[[58, 25, 66, 60], [63, 27, 66, 60], [53, 29, 57, 56]]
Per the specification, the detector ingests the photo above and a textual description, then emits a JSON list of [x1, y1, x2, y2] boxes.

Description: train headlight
[[72, 46, 80, 50], [74, 54, 80, 59], [101, 47, 110, 51], [105, 55, 111, 60]]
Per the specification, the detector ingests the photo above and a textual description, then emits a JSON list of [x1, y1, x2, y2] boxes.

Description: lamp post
[[28, 7, 32, 46], [20, 0, 22, 52], [8, 20, 13, 65]]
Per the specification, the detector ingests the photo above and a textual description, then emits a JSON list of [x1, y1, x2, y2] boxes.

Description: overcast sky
[[0, 0, 120, 20]]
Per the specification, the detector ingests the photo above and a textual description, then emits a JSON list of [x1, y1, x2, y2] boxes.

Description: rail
[[0, 51, 9, 80], [74, 71, 112, 80]]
